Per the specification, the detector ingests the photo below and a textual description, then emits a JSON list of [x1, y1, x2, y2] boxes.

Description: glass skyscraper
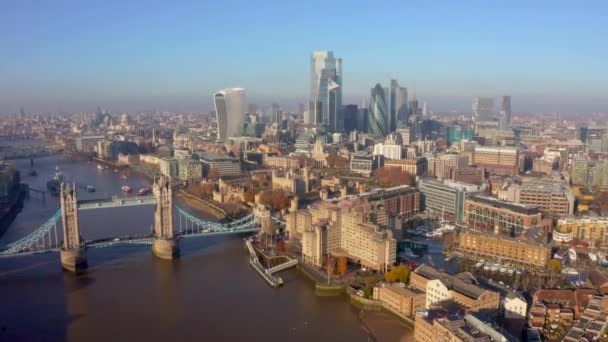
[[213, 88, 246, 141], [368, 84, 388, 137], [472, 97, 494, 122], [389, 79, 407, 132], [309, 51, 342, 131], [500, 95, 512, 129]]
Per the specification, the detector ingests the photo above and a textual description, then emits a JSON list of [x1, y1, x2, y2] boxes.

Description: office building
[[384, 158, 428, 177], [473, 146, 519, 176], [450, 167, 484, 185], [310, 51, 342, 131], [270, 103, 281, 124], [199, 152, 241, 178], [501, 96, 512, 128], [465, 194, 542, 234], [498, 180, 574, 216], [342, 104, 358, 133], [214, 88, 246, 141], [571, 157, 608, 190], [427, 154, 469, 179], [350, 152, 383, 175], [389, 79, 408, 131], [368, 84, 388, 137], [373, 143, 402, 160], [472, 97, 494, 122], [418, 178, 483, 222]]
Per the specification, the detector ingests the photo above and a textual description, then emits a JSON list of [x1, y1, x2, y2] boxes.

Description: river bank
[[174, 191, 226, 220]]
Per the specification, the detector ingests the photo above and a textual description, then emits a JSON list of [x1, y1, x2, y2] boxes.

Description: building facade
[[214, 88, 246, 141]]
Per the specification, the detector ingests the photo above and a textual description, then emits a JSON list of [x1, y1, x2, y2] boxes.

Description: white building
[[373, 143, 402, 160], [504, 293, 527, 319], [425, 279, 450, 309]]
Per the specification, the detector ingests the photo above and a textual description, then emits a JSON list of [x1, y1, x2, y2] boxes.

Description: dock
[[244, 239, 298, 288]]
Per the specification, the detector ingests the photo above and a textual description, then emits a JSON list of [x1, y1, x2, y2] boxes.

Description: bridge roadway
[[77, 196, 157, 210]]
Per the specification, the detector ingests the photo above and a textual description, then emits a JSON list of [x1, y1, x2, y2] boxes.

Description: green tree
[[384, 265, 410, 283]]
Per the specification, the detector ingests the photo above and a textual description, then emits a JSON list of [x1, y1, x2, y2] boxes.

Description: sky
[[1, 0, 607, 115]]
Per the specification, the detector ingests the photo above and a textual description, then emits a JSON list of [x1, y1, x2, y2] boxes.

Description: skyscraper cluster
[[309, 51, 342, 132]]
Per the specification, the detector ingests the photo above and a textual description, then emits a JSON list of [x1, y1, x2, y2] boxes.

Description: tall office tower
[[407, 98, 419, 124], [309, 51, 342, 131], [271, 103, 281, 124], [422, 101, 429, 117], [388, 80, 408, 133], [248, 103, 257, 116], [342, 104, 358, 133], [213, 88, 246, 141], [472, 97, 494, 122], [297, 103, 306, 119], [500, 96, 512, 128], [368, 84, 389, 137], [357, 107, 369, 133]]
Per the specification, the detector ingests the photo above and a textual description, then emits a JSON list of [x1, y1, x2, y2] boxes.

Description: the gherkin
[[368, 84, 388, 137]]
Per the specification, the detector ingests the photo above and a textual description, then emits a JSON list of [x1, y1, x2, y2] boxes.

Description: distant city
[[2, 45, 608, 341]]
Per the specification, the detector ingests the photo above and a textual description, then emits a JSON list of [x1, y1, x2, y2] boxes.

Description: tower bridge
[[0, 176, 268, 272]]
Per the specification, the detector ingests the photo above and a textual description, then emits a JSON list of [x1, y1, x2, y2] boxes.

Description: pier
[[245, 239, 298, 288]]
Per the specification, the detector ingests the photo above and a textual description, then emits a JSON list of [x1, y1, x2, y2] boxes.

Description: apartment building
[[457, 228, 550, 268], [415, 312, 516, 342], [263, 155, 300, 170], [554, 216, 608, 244], [374, 283, 426, 317], [474, 146, 519, 176]]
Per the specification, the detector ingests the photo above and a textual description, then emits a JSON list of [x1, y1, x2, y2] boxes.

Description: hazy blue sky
[[1, 0, 606, 114]]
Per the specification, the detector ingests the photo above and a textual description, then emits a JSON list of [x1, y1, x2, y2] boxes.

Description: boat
[[474, 261, 485, 268], [598, 252, 607, 264], [589, 252, 598, 262], [490, 263, 499, 272], [507, 269, 514, 275], [137, 187, 150, 196], [399, 248, 419, 260], [499, 266, 508, 273], [121, 186, 133, 193], [121, 175, 128, 180], [561, 267, 579, 276], [568, 248, 577, 263], [46, 166, 64, 196], [85, 185, 96, 192], [483, 264, 490, 271], [97, 164, 106, 170]]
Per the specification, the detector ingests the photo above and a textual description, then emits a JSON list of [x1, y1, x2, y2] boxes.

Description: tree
[[546, 259, 563, 289], [326, 152, 348, 169], [374, 167, 416, 187], [548, 259, 562, 272], [595, 239, 603, 248], [271, 189, 290, 211], [243, 188, 258, 203], [582, 241, 590, 249], [337, 256, 348, 276], [384, 265, 410, 283], [363, 276, 377, 299]]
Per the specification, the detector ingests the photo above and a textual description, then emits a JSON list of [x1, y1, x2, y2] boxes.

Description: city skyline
[[1, 1, 607, 114]]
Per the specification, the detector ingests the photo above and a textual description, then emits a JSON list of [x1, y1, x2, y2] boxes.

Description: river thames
[[0, 156, 374, 341]]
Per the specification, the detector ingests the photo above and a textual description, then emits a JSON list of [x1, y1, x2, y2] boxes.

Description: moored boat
[[121, 185, 133, 193]]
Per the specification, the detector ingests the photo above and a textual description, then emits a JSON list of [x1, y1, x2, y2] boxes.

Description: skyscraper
[[271, 103, 281, 124], [389, 80, 407, 132], [368, 84, 388, 137], [472, 97, 494, 122], [213, 88, 246, 141], [342, 104, 358, 133], [309, 51, 342, 131], [248, 103, 257, 116], [500, 96, 512, 128]]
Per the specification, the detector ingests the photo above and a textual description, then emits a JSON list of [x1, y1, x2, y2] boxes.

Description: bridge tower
[[151, 176, 179, 260], [59, 183, 87, 272]]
